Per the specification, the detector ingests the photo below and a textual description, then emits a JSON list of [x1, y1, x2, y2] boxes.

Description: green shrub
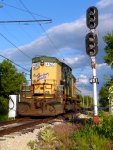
[[28, 126, 60, 150], [72, 125, 110, 150], [39, 126, 57, 144], [27, 140, 38, 150], [0, 96, 8, 115], [27, 117, 113, 150], [0, 114, 8, 121], [97, 115, 113, 140], [54, 124, 78, 150]]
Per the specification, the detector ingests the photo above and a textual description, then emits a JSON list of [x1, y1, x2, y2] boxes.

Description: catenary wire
[[1, 0, 65, 61], [1, 1, 51, 20], [0, 2, 52, 61], [0, 54, 30, 73], [19, 0, 61, 54], [0, 32, 32, 60], [0, 8, 35, 48]]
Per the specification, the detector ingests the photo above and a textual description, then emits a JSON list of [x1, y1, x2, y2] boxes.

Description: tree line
[[99, 31, 113, 108], [0, 31, 113, 119], [0, 60, 26, 117]]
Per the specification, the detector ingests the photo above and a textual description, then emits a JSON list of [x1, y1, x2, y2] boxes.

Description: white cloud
[[2, 4, 113, 66], [2, 10, 112, 68], [98, 13, 113, 34], [96, 63, 107, 69], [76, 86, 93, 96], [64, 55, 86, 68], [1, 0, 113, 96], [97, 0, 113, 9], [77, 74, 89, 85]]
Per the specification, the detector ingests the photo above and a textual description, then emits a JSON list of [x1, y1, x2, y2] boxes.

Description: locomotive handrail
[[18, 56, 80, 117]]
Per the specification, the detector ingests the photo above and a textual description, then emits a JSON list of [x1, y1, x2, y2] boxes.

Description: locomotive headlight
[[40, 59, 44, 66]]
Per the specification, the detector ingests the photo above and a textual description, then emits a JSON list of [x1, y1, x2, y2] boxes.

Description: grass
[[39, 126, 57, 144], [72, 125, 110, 150], [27, 123, 81, 150], [27, 112, 113, 150], [0, 114, 8, 121], [54, 123, 81, 150]]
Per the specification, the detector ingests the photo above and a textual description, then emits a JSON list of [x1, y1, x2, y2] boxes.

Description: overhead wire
[[0, 54, 30, 73], [1, 1, 51, 20], [0, 2, 46, 76], [0, 8, 35, 46], [0, 31, 31, 75], [1, 0, 65, 61], [19, 25, 35, 42], [0, 30, 31, 76], [0, 0, 65, 73], [0, 1, 59, 77], [19, 0, 61, 55], [0, 1, 53, 61], [0, 32, 32, 60]]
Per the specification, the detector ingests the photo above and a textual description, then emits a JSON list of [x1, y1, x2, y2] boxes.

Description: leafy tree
[[77, 94, 83, 101], [0, 96, 8, 114], [77, 94, 93, 108], [99, 31, 113, 108], [83, 95, 93, 108], [103, 31, 113, 68], [99, 85, 109, 108], [0, 60, 26, 116], [0, 59, 26, 98], [99, 78, 113, 108]]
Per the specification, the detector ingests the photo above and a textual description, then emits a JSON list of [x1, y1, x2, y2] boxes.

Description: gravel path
[[0, 128, 40, 150], [0, 122, 52, 150], [0, 121, 64, 150]]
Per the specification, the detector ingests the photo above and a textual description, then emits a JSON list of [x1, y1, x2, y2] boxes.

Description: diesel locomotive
[[17, 56, 80, 116]]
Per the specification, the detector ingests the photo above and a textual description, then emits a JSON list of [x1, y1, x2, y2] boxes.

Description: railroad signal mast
[[86, 6, 98, 29], [86, 6, 99, 124]]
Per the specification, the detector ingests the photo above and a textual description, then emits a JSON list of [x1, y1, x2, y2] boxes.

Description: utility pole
[[86, 6, 99, 124], [0, 19, 52, 24]]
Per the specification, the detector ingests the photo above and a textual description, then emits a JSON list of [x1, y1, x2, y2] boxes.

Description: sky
[[0, 0, 113, 97]]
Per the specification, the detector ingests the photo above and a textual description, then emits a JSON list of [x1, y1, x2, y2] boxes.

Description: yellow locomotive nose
[[18, 56, 80, 116]]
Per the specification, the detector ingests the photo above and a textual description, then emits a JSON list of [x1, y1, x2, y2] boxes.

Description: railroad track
[[0, 112, 76, 137]]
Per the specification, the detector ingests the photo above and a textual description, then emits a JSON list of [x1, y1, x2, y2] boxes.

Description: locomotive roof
[[32, 56, 72, 70]]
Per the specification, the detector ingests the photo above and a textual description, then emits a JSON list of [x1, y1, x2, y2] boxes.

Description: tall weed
[[97, 114, 113, 140], [72, 125, 109, 150], [39, 126, 57, 144], [0, 114, 8, 121]]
